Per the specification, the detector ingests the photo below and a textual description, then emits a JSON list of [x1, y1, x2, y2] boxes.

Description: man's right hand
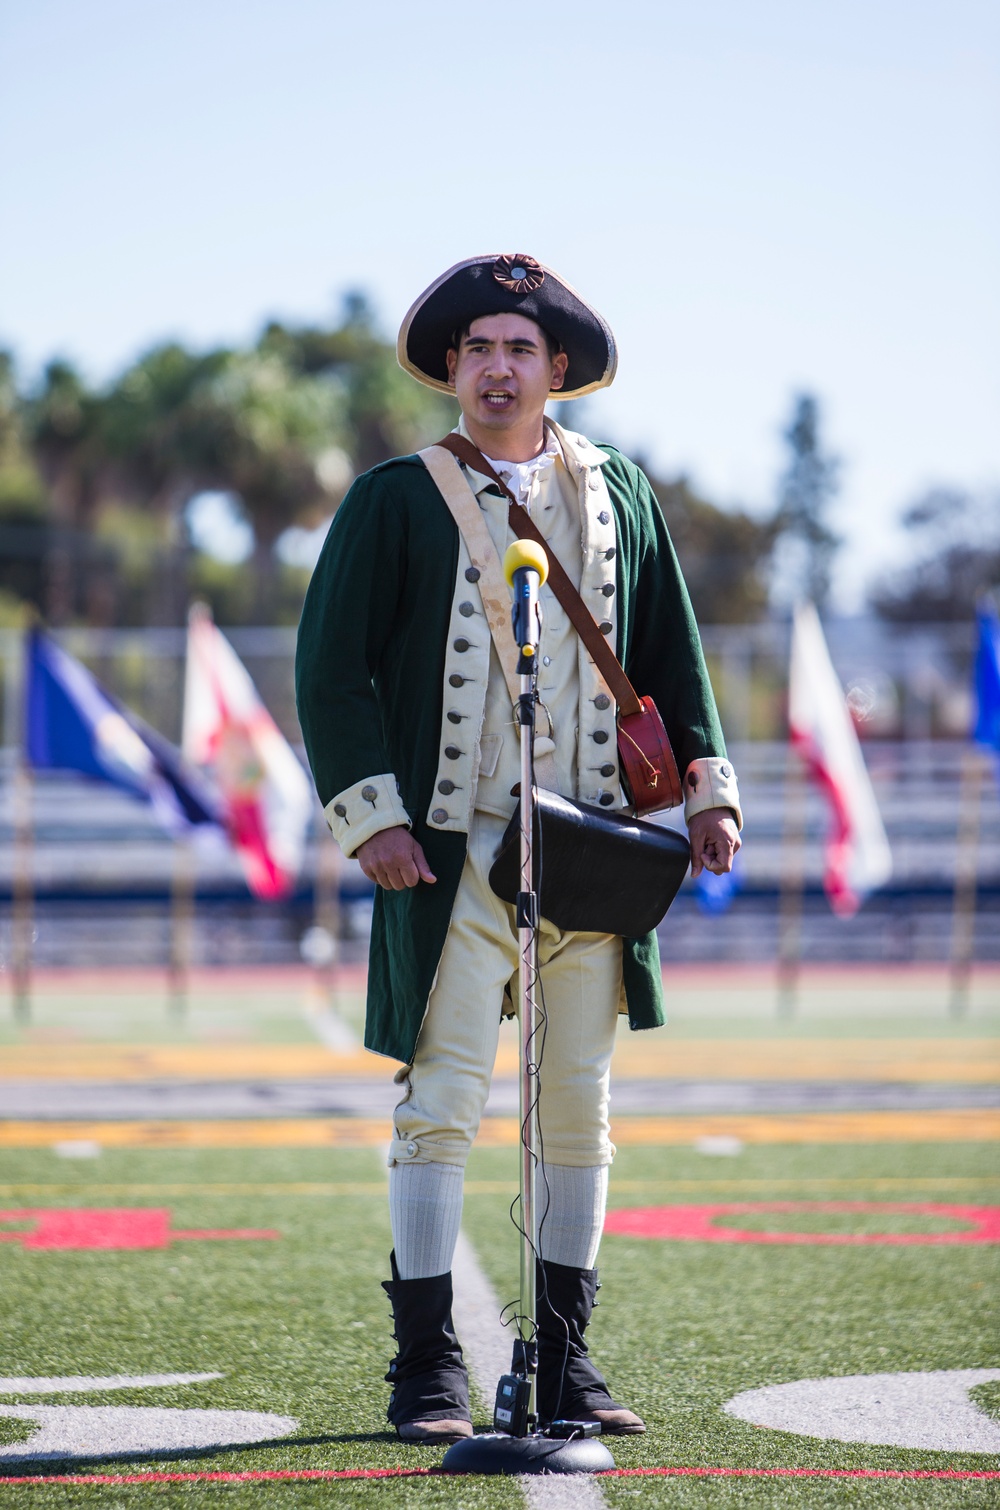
[[355, 826, 437, 890]]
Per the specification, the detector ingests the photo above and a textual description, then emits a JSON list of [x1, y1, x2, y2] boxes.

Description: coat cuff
[[324, 773, 411, 857], [683, 757, 743, 831]]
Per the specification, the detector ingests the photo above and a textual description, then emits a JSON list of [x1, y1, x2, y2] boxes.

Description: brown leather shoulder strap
[[435, 433, 641, 717]]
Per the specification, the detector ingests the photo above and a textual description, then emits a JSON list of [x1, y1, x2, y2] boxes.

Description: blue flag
[[24, 629, 222, 835], [973, 606, 1000, 754]]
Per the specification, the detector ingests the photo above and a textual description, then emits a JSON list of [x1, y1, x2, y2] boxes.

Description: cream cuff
[[683, 756, 743, 831], [324, 772, 412, 857]]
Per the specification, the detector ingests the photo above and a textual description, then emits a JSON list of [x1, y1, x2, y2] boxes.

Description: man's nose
[[486, 347, 513, 377]]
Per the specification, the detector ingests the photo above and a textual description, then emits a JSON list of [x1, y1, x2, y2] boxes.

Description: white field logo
[[0, 1374, 297, 1462]]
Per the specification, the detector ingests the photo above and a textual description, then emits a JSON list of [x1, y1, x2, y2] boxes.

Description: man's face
[[445, 313, 568, 437]]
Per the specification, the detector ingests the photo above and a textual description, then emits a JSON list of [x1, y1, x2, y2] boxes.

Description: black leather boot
[[534, 1260, 645, 1435], [381, 1251, 472, 1444]]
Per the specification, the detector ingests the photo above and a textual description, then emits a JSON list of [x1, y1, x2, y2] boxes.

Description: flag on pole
[[182, 603, 313, 899], [24, 628, 221, 836], [972, 604, 1000, 755], [788, 602, 892, 916]]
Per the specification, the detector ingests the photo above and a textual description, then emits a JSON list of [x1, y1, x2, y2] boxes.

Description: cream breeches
[[389, 812, 623, 1170]]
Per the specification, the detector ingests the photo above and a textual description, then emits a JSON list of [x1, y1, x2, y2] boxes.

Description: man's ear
[[549, 350, 569, 391], [445, 348, 458, 386]]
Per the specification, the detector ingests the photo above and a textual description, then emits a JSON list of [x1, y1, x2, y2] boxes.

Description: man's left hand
[[688, 807, 741, 878]]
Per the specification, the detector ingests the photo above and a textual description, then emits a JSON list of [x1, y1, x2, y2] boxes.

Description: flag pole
[[169, 838, 194, 1018], [11, 757, 34, 1023], [776, 740, 807, 1017], [949, 746, 986, 1018], [11, 617, 35, 1022]]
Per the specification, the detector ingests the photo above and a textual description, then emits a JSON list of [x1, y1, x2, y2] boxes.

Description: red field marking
[[603, 1201, 1000, 1245], [1, 1466, 997, 1485], [0, 1208, 279, 1249]]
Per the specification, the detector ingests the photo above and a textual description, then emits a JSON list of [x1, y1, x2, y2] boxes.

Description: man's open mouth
[[482, 390, 514, 408]]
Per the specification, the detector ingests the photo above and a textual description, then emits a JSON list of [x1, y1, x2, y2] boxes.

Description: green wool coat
[[295, 443, 728, 1063]]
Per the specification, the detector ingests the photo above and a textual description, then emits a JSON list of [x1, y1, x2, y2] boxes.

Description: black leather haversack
[[488, 789, 690, 937]]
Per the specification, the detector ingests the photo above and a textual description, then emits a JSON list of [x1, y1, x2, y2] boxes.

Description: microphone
[[503, 539, 549, 658]]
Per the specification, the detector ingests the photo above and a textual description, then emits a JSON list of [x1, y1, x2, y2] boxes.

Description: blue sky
[[2, 0, 997, 606]]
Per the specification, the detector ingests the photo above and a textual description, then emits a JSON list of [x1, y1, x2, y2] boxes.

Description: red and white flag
[[788, 602, 892, 916], [182, 604, 313, 899]]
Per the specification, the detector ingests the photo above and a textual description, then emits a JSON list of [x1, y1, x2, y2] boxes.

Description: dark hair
[[450, 315, 562, 363]]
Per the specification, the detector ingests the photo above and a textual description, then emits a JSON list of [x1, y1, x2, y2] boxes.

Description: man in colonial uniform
[[296, 255, 741, 1444]]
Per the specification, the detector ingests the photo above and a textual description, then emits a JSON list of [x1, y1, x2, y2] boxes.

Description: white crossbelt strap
[[419, 445, 557, 788]]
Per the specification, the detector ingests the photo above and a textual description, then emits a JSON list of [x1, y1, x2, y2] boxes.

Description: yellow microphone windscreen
[[503, 538, 549, 587]]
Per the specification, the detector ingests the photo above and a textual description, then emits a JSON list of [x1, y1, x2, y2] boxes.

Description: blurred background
[[0, 0, 998, 990]]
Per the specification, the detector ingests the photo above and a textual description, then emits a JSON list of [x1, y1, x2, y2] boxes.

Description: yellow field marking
[[2, 1038, 997, 1082], [0, 1109, 996, 1148], [0, 1176, 997, 1198]]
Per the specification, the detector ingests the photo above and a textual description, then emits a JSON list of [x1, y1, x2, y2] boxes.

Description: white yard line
[[452, 1230, 609, 1508]]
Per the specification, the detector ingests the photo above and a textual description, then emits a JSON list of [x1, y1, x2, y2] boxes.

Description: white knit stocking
[[538, 1164, 608, 1269], [389, 1161, 465, 1280]]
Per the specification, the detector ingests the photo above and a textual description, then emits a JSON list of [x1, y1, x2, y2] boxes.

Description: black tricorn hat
[[397, 254, 617, 400]]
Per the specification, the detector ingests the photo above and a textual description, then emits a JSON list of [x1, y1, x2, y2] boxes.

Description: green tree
[[870, 486, 1000, 622], [645, 468, 776, 623], [771, 392, 841, 609]]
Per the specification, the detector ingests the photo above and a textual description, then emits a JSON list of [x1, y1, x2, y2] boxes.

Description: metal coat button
[[605, 547, 616, 560], [598, 792, 614, 806], [449, 673, 466, 688], [361, 786, 378, 802], [406, 1142, 417, 1155], [465, 566, 481, 582], [459, 601, 475, 617], [599, 621, 613, 635], [453, 637, 470, 652], [444, 745, 461, 760], [598, 511, 610, 525], [601, 583, 615, 597], [333, 803, 347, 817], [593, 730, 609, 745], [432, 808, 449, 824], [447, 711, 463, 724], [594, 694, 611, 710], [600, 763, 615, 777], [542, 656, 551, 666], [721, 763, 732, 778], [437, 779, 456, 795]]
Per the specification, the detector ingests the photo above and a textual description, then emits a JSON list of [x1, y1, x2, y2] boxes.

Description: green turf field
[[0, 1138, 997, 1508]]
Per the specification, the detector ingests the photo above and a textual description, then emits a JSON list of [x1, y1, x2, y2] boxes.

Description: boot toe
[[396, 1418, 473, 1444], [586, 1406, 646, 1435]]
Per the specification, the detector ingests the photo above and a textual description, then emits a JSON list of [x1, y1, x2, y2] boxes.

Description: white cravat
[[481, 432, 560, 511]]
